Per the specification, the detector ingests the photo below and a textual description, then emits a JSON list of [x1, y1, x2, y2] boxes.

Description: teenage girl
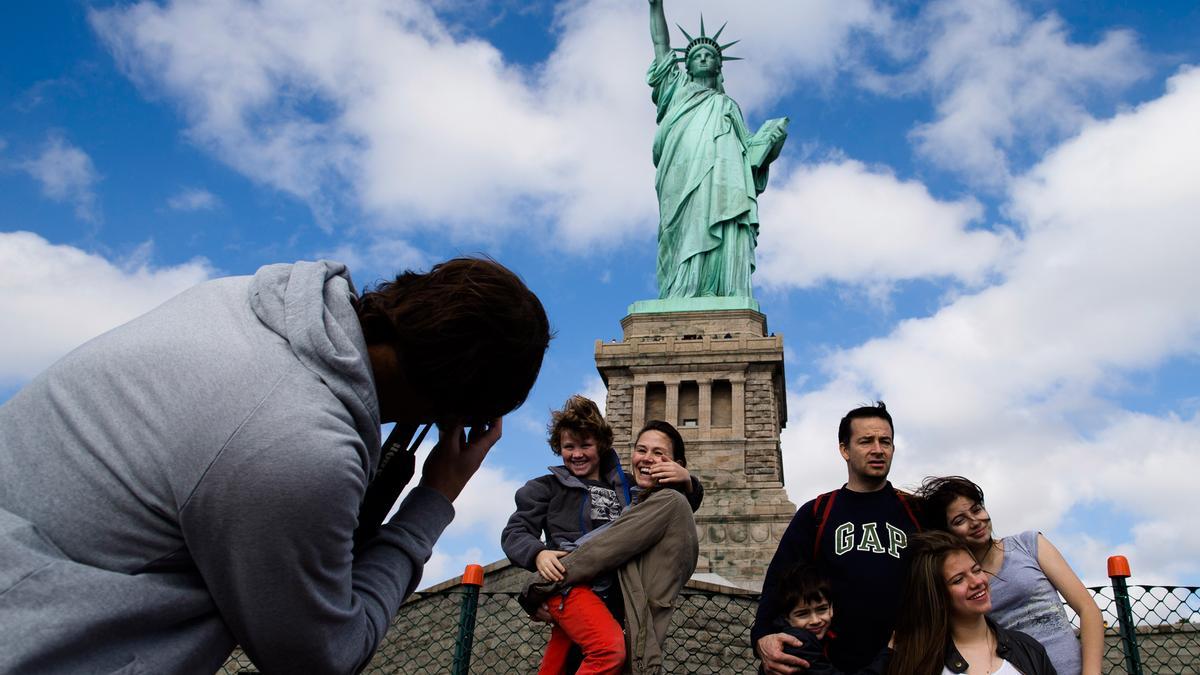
[[888, 531, 1057, 675]]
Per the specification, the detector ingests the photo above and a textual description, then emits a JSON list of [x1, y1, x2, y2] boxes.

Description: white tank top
[[941, 659, 1023, 675]]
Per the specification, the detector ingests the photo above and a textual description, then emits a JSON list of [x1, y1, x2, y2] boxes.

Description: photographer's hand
[[418, 418, 502, 503]]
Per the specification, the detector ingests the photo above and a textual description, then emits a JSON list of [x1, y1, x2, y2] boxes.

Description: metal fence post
[[1107, 555, 1143, 675], [452, 564, 485, 675]]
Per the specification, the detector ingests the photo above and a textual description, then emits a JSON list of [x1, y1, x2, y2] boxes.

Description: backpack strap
[[895, 489, 922, 532], [811, 489, 839, 560], [615, 460, 633, 507]]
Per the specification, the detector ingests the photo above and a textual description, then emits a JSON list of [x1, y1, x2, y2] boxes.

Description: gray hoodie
[[0, 261, 453, 674]]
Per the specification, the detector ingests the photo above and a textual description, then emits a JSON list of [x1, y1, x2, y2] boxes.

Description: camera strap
[[352, 422, 432, 552]]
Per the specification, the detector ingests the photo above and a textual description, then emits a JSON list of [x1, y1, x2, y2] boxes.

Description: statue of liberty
[[647, 0, 788, 300]]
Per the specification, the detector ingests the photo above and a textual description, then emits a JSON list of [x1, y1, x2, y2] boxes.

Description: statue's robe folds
[[648, 55, 786, 299]]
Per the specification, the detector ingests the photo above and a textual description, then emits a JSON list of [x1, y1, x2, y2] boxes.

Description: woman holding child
[[916, 477, 1102, 675], [889, 531, 1058, 675], [502, 396, 702, 674]]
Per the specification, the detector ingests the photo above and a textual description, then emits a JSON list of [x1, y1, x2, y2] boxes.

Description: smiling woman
[[631, 419, 688, 491], [888, 532, 1058, 675]]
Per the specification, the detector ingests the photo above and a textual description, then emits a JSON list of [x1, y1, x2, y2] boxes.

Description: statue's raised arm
[[643, 7, 789, 301], [649, 0, 671, 62]]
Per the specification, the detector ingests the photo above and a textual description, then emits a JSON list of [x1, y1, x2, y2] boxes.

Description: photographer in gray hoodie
[[0, 257, 550, 674]]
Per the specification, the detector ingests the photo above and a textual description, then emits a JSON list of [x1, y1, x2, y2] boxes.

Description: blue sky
[[3, 0, 1199, 588]]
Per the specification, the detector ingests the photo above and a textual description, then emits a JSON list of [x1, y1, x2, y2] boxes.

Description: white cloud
[[0, 231, 212, 384], [19, 134, 101, 222], [316, 237, 430, 289], [581, 375, 608, 416], [510, 409, 549, 438], [757, 158, 1011, 289], [1053, 411, 1200, 584], [90, 0, 590, 240], [89, 0, 890, 249], [683, 0, 892, 111], [429, 462, 525, 545], [392, 433, 526, 547], [166, 186, 220, 211], [781, 66, 1200, 583], [395, 438, 527, 588], [901, 0, 1147, 187], [420, 546, 485, 590]]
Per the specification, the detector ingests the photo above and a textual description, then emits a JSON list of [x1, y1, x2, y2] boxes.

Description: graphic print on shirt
[[1003, 599, 1075, 633], [587, 485, 622, 525], [832, 521, 908, 558]]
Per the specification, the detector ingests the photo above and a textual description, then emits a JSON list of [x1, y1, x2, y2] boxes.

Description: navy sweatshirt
[[753, 483, 920, 672]]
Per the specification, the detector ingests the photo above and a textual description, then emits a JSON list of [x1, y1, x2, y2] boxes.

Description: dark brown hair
[[356, 257, 550, 421], [548, 395, 613, 456], [770, 563, 832, 625], [914, 476, 986, 532], [837, 400, 893, 446], [636, 419, 686, 467], [887, 531, 980, 675]]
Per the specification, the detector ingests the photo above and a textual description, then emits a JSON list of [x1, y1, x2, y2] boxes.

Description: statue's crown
[[673, 15, 741, 65]]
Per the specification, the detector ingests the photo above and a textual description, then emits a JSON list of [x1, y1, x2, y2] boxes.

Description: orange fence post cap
[[462, 564, 485, 587], [1107, 555, 1131, 578]]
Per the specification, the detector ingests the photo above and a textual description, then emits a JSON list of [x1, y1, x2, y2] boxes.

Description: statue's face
[[686, 46, 721, 78]]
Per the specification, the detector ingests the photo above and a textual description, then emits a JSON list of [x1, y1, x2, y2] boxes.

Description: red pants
[[537, 587, 625, 675]]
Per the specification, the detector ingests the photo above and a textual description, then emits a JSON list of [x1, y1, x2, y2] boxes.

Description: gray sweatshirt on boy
[[0, 261, 453, 674]]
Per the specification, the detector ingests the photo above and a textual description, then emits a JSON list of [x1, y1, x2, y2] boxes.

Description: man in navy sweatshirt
[[753, 402, 921, 674]]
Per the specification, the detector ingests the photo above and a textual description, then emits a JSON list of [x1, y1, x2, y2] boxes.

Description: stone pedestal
[[595, 308, 796, 590]]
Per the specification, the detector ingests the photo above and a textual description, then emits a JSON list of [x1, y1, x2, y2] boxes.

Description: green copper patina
[[628, 296, 759, 315], [647, 0, 788, 301]]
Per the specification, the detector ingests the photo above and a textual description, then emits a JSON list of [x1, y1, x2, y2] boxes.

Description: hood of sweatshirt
[[248, 260, 381, 457]]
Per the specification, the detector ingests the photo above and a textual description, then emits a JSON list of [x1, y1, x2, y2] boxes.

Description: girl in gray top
[[916, 477, 1103, 675]]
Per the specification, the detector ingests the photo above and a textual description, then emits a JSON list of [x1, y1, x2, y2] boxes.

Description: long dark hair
[[914, 476, 987, 532], [887, 531, 980, 675]]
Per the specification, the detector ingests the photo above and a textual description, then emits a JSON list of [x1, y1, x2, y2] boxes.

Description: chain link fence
[[366, 589, 762, 673], [218, 589, 760, 674], [220, 581, 1198, 674], [1089, 584, 1200, 673]]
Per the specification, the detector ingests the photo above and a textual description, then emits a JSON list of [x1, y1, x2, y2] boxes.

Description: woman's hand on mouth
[[647, 460, 690, 486]]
